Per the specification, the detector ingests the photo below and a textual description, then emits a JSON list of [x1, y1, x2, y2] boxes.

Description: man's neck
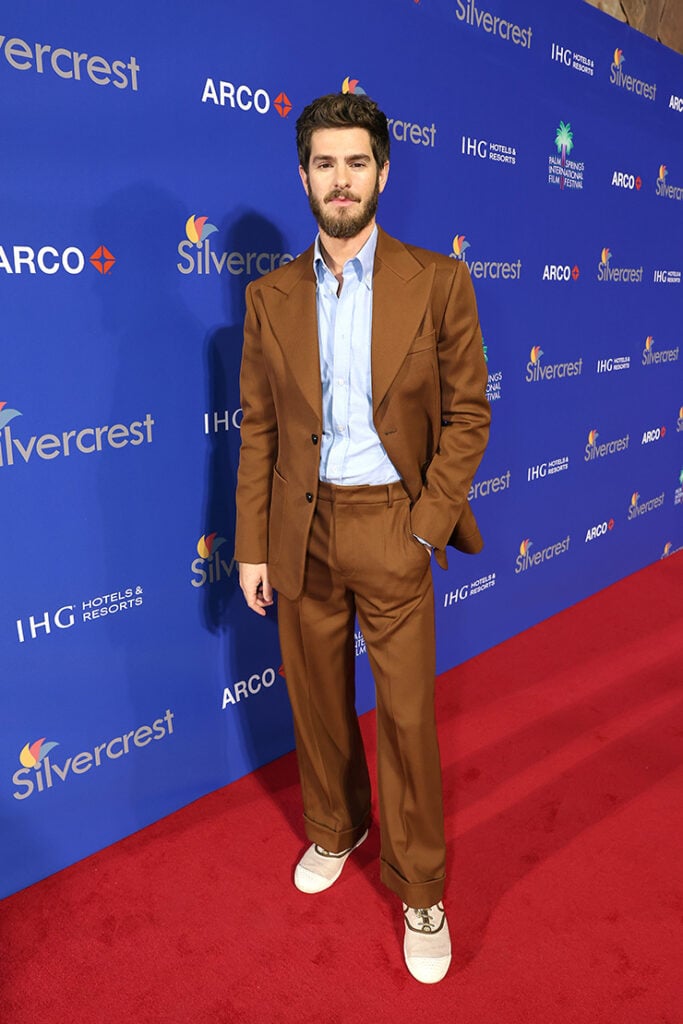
[[318, 220, 377, 280]]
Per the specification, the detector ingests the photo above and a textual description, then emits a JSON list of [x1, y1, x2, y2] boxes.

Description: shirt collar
[[313, 224, 378, 290]]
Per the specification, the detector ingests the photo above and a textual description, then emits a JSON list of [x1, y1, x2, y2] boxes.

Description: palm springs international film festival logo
[[609, 49, 656, 101], [548, 121, 584, 190], [656, 165, 683, 202], [525, 346, 583, 383], [675, 468, 683, 507], [597, 248, 643, 284], [450, 234, 522, 281], [642, 335, 679, 367], [342, 76, 436, 148], [0, 403, 154, 468], [12, 712, 175, 801], [177, 215, 295, 277]]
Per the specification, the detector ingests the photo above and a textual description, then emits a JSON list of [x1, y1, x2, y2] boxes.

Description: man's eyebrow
[[311, 153, 372, 163]]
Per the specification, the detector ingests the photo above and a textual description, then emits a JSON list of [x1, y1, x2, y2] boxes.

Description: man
[[235, 92, 490, 984]]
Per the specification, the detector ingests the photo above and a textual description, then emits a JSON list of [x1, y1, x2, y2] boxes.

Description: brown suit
[[235, 227, 490, 906]]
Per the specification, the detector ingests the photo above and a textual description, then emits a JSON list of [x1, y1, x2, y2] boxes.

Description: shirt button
[[311, 434, 319, 444], [305, 492, 313, 503]]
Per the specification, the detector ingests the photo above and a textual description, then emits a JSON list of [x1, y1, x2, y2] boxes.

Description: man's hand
[[238, 562, 274, 617]]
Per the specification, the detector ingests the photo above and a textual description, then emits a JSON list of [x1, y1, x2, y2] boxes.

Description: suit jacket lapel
[[371, 228, 436, 413], [265, 245, 322, 421]]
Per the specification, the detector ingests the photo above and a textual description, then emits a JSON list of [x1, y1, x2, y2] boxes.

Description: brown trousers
[[277, 480, 446, 908]]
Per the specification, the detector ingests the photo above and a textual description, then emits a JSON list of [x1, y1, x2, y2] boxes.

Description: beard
[[307, 175, 380, 239]]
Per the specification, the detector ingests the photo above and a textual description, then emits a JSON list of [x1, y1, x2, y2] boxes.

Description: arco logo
[[185, 215, 218, 246], [341, 76, 367, 95], [20, 737, 59, 768], [89, 246, 116, 275], [201, 79, 292, 117], [0, 243, 116, 276]]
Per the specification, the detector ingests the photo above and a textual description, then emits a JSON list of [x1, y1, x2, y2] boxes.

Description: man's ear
[[378, 161, 390, 194], [298, 165, 310, 196]]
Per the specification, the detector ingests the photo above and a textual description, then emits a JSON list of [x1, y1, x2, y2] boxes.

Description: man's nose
[[333, 164, 351, 189]]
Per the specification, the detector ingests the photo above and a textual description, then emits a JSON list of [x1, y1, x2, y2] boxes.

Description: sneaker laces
[[415, 908, 434, 932]]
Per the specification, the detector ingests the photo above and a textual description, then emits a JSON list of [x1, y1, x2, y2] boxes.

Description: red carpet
[[2, 555, 682, 1023]]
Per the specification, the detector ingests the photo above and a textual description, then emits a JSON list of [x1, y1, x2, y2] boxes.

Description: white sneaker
[[294, 829, 368, 894], [403, 902, 452, 983]]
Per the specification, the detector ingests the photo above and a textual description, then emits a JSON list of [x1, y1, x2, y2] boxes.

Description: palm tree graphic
[[555, 121, 574, 190]]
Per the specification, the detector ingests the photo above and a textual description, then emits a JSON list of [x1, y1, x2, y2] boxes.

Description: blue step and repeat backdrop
[[2, 0, 682, 897]]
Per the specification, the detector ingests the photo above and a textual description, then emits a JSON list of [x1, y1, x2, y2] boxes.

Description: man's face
[[299, 127, 389, 240]]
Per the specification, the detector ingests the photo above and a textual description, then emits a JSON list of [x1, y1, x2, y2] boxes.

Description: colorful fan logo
[[197, 533, 227, 559], [0, 401, 22, 430], [679, 406, 683, 420], [658, 164, 668, 183], [630, 492, 639, 508], [613, 48, 624, 67], [452, 234, 470, 258], [341, 76, 366, 95], [529, 346, 543, 365], [588, 429, 599, 446], [663, 542, 673, 557], [600, 248, 611, 266], [19, 738, 59, 768], [519, 539, 532, 556], [645, 336, 654, 352], [186, 215, 218, 247]]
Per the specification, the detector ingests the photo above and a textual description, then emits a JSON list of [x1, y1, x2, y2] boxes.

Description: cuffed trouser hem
[[303, 813, 370, 854], [380, 858, 445, 908]]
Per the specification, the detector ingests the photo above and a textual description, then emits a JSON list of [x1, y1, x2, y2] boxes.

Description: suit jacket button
[[306, 492, 313, 503], [311, 434, 319, 444]]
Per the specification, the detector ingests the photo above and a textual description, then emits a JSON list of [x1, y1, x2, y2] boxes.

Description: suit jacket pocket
[[268, 467, 287, 565]]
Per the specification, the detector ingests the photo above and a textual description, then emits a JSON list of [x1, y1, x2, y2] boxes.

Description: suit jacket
[[234, 226, 491, 600]]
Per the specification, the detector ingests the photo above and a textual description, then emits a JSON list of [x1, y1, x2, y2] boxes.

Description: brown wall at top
[[583, 0, 683, 55]]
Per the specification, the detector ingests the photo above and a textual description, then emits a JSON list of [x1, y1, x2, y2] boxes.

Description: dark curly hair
[[296, 93, 390, 172]]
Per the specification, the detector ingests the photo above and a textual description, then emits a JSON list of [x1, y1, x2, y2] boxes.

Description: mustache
[[324, 189, 361, 203]]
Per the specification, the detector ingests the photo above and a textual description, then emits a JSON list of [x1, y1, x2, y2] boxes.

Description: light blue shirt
[[313, 226, 400, 486]]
